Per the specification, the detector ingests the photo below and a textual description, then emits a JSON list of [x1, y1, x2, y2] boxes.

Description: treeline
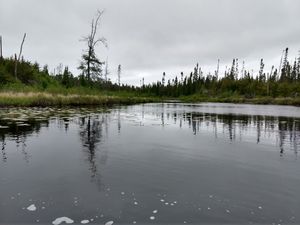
[[0, 57, 135, 92], [141, 48, 300, 98], [1, 46, 300, 99]]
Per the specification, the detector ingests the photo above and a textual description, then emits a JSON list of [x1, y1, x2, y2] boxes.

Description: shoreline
[[179, 96, 300, 107], [0, 92, 300, 107]]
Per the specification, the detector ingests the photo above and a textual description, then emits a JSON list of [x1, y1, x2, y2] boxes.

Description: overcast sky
[[1, 0, 300, 85]]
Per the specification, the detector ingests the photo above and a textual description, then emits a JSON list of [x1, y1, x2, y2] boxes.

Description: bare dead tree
[[215, 59, 220, 80], [0, 35, 3, 59], [14, 33, 26, 78], [117, 64, 121, 90], [79, 10, 107, 81], [104, 57, 109, 82]]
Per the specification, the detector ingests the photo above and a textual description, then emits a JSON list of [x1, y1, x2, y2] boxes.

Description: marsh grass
[[0, 92, 158, 107]]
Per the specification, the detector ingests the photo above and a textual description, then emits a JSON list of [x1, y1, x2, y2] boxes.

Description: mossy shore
[[0, 92, 158, 107]]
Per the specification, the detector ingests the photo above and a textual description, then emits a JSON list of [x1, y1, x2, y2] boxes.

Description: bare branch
[[18, 33, 26, 62], [93, 37, 107, 48], [14, 33, 26, 78]]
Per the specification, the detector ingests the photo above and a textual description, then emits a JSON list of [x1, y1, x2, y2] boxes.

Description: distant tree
[[104, 57, 109, 82], [258, 58, 265, 82], [297, 50, 300, 80], [229, 59, 236, 80], [180, 72, 184, 83], [42, 65, 49, 75], [241, 60, 245, 78], [162, 72, 166, 86], [235, 58, 239, 79], [280, 48, 289, 81], [56, 63, 63, 75], [215, 59, 220, 80], [117, 64, 121, 87], [78, 10, 107, 82], [62, 66, 72, 87]]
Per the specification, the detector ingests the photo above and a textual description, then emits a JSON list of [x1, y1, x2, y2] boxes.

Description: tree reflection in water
[[0, 117, 49, 162], [169, 111, 300, 156], [79, 113, 109, 188], [0, 106, 299, 166]]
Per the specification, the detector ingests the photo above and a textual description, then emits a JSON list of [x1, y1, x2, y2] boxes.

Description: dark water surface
[[0, 103, 300, 225]]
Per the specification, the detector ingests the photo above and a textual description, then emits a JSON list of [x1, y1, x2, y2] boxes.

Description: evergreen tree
[[78, 10, 106, 82]]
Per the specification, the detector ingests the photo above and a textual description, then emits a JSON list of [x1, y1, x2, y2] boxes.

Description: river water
[[0, 103, 300, 225]]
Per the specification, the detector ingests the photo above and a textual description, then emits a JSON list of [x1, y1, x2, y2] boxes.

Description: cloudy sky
[[1, 0, 300, 85]]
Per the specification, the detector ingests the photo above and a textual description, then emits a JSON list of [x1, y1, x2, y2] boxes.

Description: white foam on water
[[134, 201, 138, 205], [160, 199, 165, 202], [27, 204, 37, 211], [258, 206, 263, 209], [170, 203, 174, 206], [153, 210, 158, 214], [150, 216, 155, 220], [207, 207, 211, 210], [81, 219, 89, 224], [52, 217, 74, 225], [121, 192, 125, 195], [105, 221, 114, 225], [133, 221, 137, 224], [165, 202, 169, 205]]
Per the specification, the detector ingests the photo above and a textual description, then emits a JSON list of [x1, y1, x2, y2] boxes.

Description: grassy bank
[[1, 90, 300, 107], [180, 95, 300, 106], [0, 92, 159, 107]]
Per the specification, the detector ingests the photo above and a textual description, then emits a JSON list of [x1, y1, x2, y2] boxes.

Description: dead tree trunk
[[0, 35, 3, 60], [14, 33, 26, 79]]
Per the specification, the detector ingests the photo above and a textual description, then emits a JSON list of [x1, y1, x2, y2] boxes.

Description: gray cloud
[[1, 0, 299, 85]]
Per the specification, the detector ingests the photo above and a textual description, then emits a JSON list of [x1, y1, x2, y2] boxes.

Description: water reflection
[[169, 112, 299, 155], [79, 114, 109, 187], [0, 105, 299, 165], [0, 116, 49, 162]]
